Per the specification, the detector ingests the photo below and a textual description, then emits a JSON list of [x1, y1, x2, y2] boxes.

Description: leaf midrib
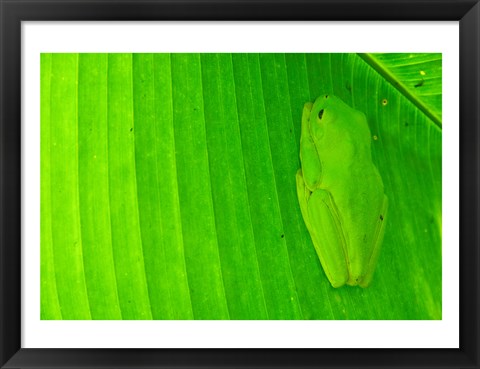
[[359, 53, 442, 129]]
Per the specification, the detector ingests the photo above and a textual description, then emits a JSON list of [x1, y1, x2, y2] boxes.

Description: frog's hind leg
[[306, 189, 349, 288], [359, 195, 388, 288]]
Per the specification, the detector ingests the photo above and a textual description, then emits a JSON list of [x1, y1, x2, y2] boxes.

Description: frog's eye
[[318, 109, 324, 120]]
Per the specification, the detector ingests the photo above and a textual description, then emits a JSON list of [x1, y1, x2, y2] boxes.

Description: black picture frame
[[1, 0, 479, 368]]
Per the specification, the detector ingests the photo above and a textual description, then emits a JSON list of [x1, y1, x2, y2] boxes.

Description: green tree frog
[[296, 95, 388, 288]]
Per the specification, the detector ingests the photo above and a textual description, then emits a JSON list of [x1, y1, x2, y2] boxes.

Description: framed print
[[1, 0, 479, 368]]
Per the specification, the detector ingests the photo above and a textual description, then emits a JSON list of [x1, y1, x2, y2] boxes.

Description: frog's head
[[309, 94, 371, 148], [309, 95, 342, 141]]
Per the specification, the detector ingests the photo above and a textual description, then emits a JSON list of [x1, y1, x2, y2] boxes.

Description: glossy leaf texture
[[41, 53, 441, 320]]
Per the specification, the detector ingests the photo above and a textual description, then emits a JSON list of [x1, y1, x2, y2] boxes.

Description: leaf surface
[[41, 53, 442, 320]]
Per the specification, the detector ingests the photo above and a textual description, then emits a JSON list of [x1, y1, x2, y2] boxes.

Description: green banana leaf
[[40, 53, 441, 320]]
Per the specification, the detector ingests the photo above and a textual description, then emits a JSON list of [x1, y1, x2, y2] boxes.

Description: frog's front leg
[[296, 169, 312, 231], [358, 195, 389, 288], [300, 102, 322, 191], [306, 189, 349, 288]]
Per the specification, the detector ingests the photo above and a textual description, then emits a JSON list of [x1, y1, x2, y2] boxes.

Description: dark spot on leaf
[[345, 82, 352, 93], [281, 234, 285, 238], [318, 109, 324, 120], [414, 79, 424, 88], [405, 122, 409, 127], [380, 215, 384, 221], [363, 234, 367, 242], [324, 95, 329, 99], [130, 128, 133, 132]]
